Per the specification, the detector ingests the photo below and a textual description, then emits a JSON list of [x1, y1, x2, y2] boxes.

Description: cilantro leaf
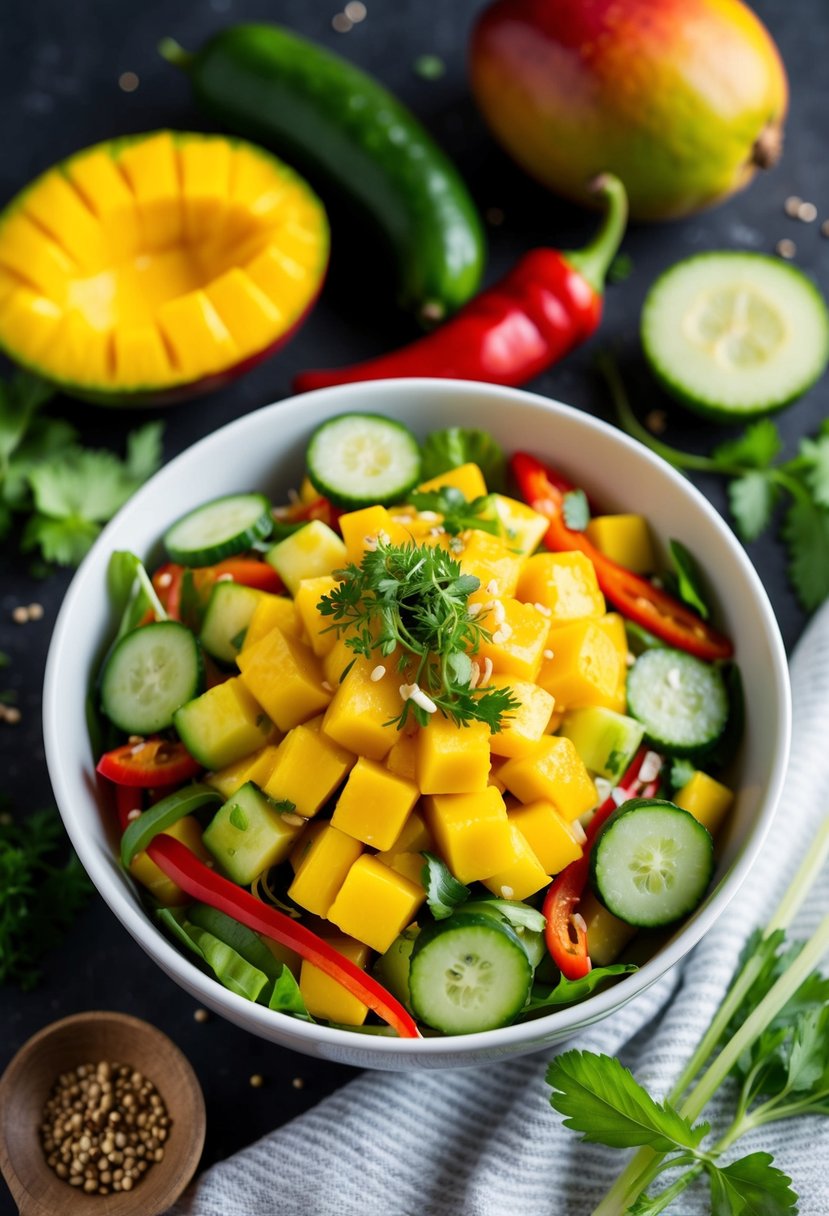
[[422, 852, 470, 920], [785, 1006, 829, 1093], [547, 1050, 709, 1151], [528, 964, 636, 1011], [408, 486, 500, 537], [22, 513, 101, 565], [728, 471, 777, 542], [126, 422, 164, 483], [670, 757, 697, 791], [562, 488, 590, 531], [3, 416, 78, 509], [668, 538, 709, 619], [799, 434, 829, 508], [420, 427, 506, 491], [0, 371, 53, 468], [782, 497, 829, 611], [28, 448, 142, 522], [708, 1153, 797, 1216], [713, 420, 782, 471]]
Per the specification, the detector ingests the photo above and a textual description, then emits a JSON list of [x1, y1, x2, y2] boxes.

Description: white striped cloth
[[169, 601, 829, 1216]]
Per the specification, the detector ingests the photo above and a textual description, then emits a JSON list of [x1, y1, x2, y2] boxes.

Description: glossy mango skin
[[470, 0, 788, 220]]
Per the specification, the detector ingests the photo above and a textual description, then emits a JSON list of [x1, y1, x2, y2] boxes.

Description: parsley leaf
[[708, 1153, 797, 1216], [728, 471, 777, 542], [421, 852, 469, 920], [782, 498, 829, 612], [562, 488, 590, 531]]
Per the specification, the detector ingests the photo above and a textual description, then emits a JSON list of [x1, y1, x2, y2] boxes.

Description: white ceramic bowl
[[44, 379, 790, 1070]]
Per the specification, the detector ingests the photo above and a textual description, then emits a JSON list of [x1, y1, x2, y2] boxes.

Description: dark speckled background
[[1, 0, 826, 1210]]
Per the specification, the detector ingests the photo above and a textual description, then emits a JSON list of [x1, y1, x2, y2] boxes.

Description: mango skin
[[470, 0, 788, 221]]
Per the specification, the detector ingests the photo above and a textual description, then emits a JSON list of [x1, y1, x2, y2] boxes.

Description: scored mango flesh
[[0, 131, 328, 398]]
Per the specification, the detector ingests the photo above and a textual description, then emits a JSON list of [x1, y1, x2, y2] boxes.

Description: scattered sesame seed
[[500, 885, 514, 899], [118, 71, 140, 92], [784, 195, 802, 217], [399, 683, 415, 701], [3, 706, 21, 725], [625, 651, 636, 667], [156, 572, 173, 588], [572, 912, 588, 934], [776, 238, 797, 259], [27, 602, 44, 620], [468, 602, 483, 617], [611, 787, 629, 806], [821, 220, 829, 239], [291, 1077, 305, 1090], [639, 751, 663, 784], [344, 0, 366, 20], [12, 606, 29, 624], [797, 201, 817, 222], [193, 1009, 209, 1024], [645, 410, 667, 435], [485, 206, 505, 227], [418, 511, 440, 522], [570, 818, 588, 845], [666, 666, 682, 690], [543, 649, 554, 660], [216, 573, 234, 583], [282, 812, 305, 827], [332, 12, 353, 32], [126, 809, 141, 822], [468, 661, 481, 690], [485, 580, 500, 596], [449, 537, 464, 554], [363, 534, 378, 552], [370, 665, 386, 682], [321, 681, 333, 692], [249, 1074, 264, 1088], [127, 735, 144, 745], [533, 602, 552, 617], [491, 629, 508, 645], [410, 686, 438, 714], [480, 658, 494, 685]]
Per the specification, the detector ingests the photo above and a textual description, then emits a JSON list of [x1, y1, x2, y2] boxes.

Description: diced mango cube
[[130, 816, 210, 907], [339, 505, 412, 565], [237, 627, 331, 731], [476, 598, 551, 682], [322, 657, 402, 760], [507, 798, 584, 874], [300, 932, 372, 1025], [586, 514, 656, 574], [289, 820, 326, 872], [173, 677, 271, 770], [374, 850, 426, 889], [416, 716, 490, 795], [488, 754, 509, 793], [263, 723, 355, 818], [516, 552, 605, 622], [422, 786, 512, 883], [675, 771, 734, 837], [461, 531, 525, 602], [580, 890, 636, 966], [331, 758, 419, 850], [492, 494, 550, 556], [266, 520, 347, 596], [385, 732, 419, 782], [488, 676, 555, 759], [481, 824, 550, 900], [240, 595, 302, 652], [288, 824, 363, 917], [205, 742, 279, 799], [500, 736, 597, 823], [322, 634, 358, 686], [294, 575, 338, 656], [415, 462, 488, 500], [537, 619, 622, 710], [328, 856, 425, 953], [385, 808, 433, 855]]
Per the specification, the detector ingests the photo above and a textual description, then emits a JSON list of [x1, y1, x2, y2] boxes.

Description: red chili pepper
[[511, 451, 734, 662], [114, 784, 143, 833], [97, 739, 202, 788], [147, 833, 420, 1039], [293, 175, 627, 393], [542, 746, 662, 979], [191, 558, 284, 598]]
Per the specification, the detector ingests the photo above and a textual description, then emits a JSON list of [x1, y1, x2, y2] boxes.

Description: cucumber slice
[[200, 580, 263, 664], [164, 493, 273, 566], [408, 912, 532, 1034], [626, 648, 728, 755], [642, 252, 829, 420], [100, 620, 203, 735], [590, 797, 714, 927], [306, 413, 422, 507]]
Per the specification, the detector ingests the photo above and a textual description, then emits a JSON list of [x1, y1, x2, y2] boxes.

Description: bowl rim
[[43, 377, 792, 1058]]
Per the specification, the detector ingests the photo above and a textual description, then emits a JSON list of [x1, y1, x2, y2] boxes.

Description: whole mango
[[469, 0, 788, 220]]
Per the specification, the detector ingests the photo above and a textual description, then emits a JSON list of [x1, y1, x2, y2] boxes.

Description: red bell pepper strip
[[272, 495, 342, 532], [114, 784, 143, 833], [152, 563, 184, 620], [191, 558, 284, 597], [97, 739, 203, 788], [542, 746, 663, 980], [511, 451, 734, 662], [293, 175, 627, 394], [147, 833, 420, 1039]]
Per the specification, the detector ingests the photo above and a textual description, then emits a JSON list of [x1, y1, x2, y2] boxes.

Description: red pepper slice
[[97, 739, 203, 788], [511, 452, 734, 662], [114, 784, 143, 833], [191, 558, 284, 597], [147, 833, 420, 1039], [542, 746, 662, 979], [152, 563, 184, 621], [273, 496, 342, 532]]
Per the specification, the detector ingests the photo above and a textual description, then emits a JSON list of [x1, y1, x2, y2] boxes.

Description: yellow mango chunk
[[374, 850, 426, 889], [238, 626, 331, 732], [492, 494, 549, 556], [156, 290, 237, 378], [179, 137, 232, 241], [289, 820, 326, 872], [173, 677, 272, 771], [581, 889, 636, 966], [267, 520, 347, 596], [586, 514, 656, 574], [596, 613, 630, 714], [507, 798, 584, 874], [481, 823, 550, 900], [422, 786, 512, 883], [0, 212, 74, 299], [241, 595, 302, 652], [331, 758, 419, 850], [205, 267, 283, 360], [23, 174, 106, 272], [288, 824, 363, 917], [294, 575, 338, 656], [488, 676, 555, 759], [538, 619, 622, 711], [461, 531, 525, 603], [300, 932, 371, 1026], [117, 132, 183, 248], [263, 722, 354, 818], [328, 856, 425, 953], [416, 716, 490, 795], [323, 634, 358, 686], [675, 771, 734, 837], [322, 657, 402, 760], [246, 244, 314, 319], [129, 816, 210, 907], [64, 147, 140, 259], [385, 808, 433, 855], [385, 732, 419, 783], [262, 936, 302, 978], [113, 324, 172, 388], [0, 290, 63, 364], [476, 598, 551, 682], [339, 505, 412, 566], [48, 311, 111, 384], [205, 742, 280, 800], [516, 551, 605, 622], [415, 462, 488, 500], [500, 736, 597, 823], [488, 754, 509, 793]]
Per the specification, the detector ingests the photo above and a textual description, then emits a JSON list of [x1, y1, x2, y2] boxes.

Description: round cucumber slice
[[408, 912, 532, 1034], [642, 252, 829, 420], [626, 647, 729, 756], [590, 797, 714, 928], [306, 413, 422, 507], [164, 493, 273, 566], [100, 620, 204, 734]]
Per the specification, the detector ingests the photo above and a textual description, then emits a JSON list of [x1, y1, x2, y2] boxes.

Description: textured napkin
[[169, 601, 829, 1216]]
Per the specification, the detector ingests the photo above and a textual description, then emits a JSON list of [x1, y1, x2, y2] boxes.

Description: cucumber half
[[590, 797, 714, 927], [306, 413, 422, 507], [164, 493, 273, 566], [642, 252, 829, 420]]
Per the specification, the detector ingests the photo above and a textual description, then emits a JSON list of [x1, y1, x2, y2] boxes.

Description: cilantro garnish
[[318, 539, 519, 731], [408, 485, 500, 537]]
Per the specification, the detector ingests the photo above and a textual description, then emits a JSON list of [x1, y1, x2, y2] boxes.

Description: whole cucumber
[[162, 25, 485, 325]]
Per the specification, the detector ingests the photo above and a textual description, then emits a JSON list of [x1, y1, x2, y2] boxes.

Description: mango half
[[470, 0, 788, 221], [0, 131, 328, 403]]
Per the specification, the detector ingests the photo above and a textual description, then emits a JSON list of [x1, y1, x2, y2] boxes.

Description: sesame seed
[[776, 238, 797, 259], [611, 787, 629, 806], [3, 706, 21, 725], [533, 603, 552, 618], [821, 219, 829, 239], [468, 602, 483, 616], [291, 1077, 305, 1090], [639, 751, 663, 783], [216, 573, 234, 582], [491, 600, 506, 625], [118, 71, 139, 92], [572, 912, 588, 934], [410, 686, 438, 714], [418, 511, 440, 522], [485, 580, 499, 596], [797, 201, 817, 222], [321, 681, 332, 692], [126, 809, 141, 822], [399, 683, 415, 701], [193, 1009, 209, 1023], [449, 537, 464, 553], [332, 12, 353, 32], [281, 812, 305, 827], [12, 606, 29, 623], [500, 885, 514, 899], [127, 735, 144, 745], [363, 534, 378, 551], [625, 652, 636, 667], [344, 0, 366, 19], [481, 658, 494, 685], [249, 1074, 264, 1088], [468, 662, 480, 690], [645, 410, 667, 435], [27, 602, 44, 620], [784, 195, 802, 217], [370, 665, 386, 682], [543, 649, 554, 660], [570, 819, 588, 845], [156, 572, 173, 588]]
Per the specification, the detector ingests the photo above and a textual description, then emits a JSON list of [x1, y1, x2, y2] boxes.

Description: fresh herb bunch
[[0, 804, 93, 989], [408, 485, 501, 537], [604, 357, 829, 611], [317, 539, 520, 730], [0, 371, 163, 567], [548, 817, 829, 1215]]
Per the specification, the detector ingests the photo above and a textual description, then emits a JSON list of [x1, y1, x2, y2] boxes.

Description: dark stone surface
[[0, 0, 825, 1209]]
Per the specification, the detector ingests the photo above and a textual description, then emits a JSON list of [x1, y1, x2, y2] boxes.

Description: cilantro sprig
[[549, 816, 829, 1215], [318, 539, 520, 731], [603, 356, 829, 611], [408, 485, 501, 537]]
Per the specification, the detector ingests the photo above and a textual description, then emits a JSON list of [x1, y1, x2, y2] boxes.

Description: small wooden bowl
[[0, 1011, 206, 1216]]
